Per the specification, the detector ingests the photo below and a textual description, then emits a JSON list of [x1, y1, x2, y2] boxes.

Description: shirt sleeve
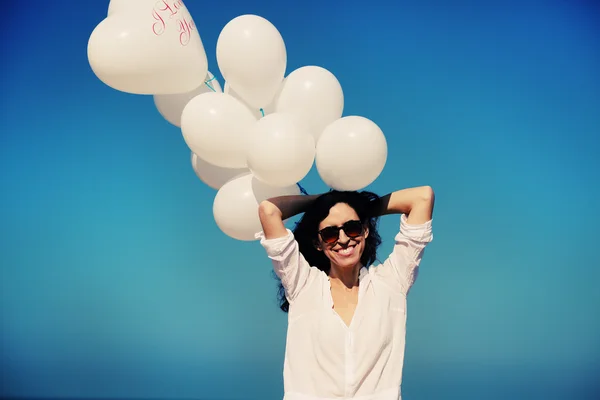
[[255, 229, 313, 303], [378, 214, 433, 295]]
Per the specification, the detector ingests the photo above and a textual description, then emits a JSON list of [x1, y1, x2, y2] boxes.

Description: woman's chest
[[330, 286, 359, 327], [289, 280, 408, 350]]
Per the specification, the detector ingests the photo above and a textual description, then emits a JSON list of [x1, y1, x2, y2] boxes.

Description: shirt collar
[[359, 266, 369, 281]]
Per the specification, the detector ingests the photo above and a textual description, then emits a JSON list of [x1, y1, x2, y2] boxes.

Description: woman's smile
[[335, 245, 356, 257]]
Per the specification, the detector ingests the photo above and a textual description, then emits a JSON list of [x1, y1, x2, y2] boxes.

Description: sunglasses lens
[[344, 221, 363, 237], [319, 221, 363, 244], [320, 228, 339, 243]]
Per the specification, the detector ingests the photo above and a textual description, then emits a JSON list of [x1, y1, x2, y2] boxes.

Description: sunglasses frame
[[317, 220, 364, 244]]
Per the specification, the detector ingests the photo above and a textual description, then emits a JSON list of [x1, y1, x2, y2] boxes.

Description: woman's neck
[[328, 263, 362, 289]]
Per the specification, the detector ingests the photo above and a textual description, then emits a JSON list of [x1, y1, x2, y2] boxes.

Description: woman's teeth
[[337, 246, 355, 256]]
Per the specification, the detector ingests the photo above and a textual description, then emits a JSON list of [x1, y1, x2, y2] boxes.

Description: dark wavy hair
[[275, 190, 383, 312]]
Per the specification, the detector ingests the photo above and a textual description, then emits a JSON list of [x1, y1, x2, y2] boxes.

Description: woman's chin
[[330, 253, 362, 269]]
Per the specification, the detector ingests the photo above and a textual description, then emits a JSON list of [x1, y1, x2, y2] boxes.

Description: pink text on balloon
[[151, 0, 196, 46]]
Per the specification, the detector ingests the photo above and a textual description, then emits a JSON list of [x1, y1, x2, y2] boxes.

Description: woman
[[257, 186, 435, 400]]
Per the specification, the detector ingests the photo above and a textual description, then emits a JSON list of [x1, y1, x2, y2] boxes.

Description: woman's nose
[[337, 230, 350, 244]]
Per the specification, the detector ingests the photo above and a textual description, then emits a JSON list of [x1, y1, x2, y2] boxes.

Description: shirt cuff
[[255, 229, 295, 257], [400, 214, 433, 242]]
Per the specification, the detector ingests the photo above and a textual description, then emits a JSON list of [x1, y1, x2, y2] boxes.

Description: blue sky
[[1, 0, 599, 399]]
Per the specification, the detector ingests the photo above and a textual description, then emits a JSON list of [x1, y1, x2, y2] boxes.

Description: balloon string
[[259, 108, 265, 117], [297, 183, 309, 195], [204, 76, 217, 92]]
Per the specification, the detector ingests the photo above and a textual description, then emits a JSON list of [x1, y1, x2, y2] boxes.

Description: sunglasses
[[318, 220, 364, 244]]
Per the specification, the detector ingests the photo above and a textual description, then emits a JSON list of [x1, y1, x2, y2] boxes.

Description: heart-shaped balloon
[[107, 0, 138, 15], [88, 0, 208, 95]]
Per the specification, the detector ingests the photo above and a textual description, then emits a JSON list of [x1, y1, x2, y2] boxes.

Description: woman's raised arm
[[258, 194, 320, 239], [373, 186, 435, 224], [373, 186, 435, 294]]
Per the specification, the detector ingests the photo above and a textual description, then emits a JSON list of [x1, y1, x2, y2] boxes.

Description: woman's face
[[316, 202, 369, 270]]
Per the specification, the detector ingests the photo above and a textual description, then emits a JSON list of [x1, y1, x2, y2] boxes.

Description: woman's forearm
[[374, 186, 435, 223], [260, 194, 320, 220]]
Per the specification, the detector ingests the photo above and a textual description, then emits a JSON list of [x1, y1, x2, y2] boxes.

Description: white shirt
[[257, 214, 433, 400]]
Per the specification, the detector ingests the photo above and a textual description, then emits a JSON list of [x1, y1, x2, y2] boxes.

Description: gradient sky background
[[1, 0, 599, 399]]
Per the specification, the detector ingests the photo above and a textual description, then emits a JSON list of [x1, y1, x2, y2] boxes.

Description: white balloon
[[191, 152, 248, 190], [154, 71, 222, 127], [88, 0, 208, 95], [276, 66, 344, 141], [316, 116, 387, 191], [181, 92, 257, 168], [216, 15, 286, 108], [107, 0, 137, 15], [213, 173, 300, 241], [224, 80, 281, 120], [247, 113, 315, 187]]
